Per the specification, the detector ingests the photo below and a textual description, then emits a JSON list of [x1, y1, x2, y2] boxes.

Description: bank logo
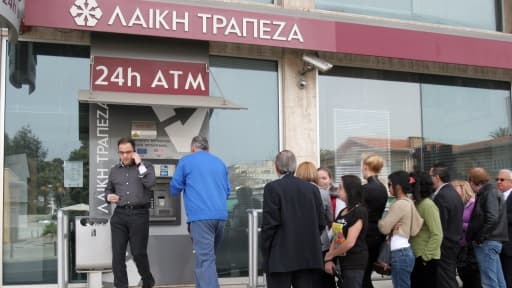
[[69, 0, 103, 27]]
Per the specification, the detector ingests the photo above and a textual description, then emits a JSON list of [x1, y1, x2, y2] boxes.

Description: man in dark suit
[[498, 169, 512, 288], [430, 163, 464, 288], [261, 150, 325, 288]]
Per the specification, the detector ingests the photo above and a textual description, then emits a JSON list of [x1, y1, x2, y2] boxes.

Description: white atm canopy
[[78, 90, 246, 110]]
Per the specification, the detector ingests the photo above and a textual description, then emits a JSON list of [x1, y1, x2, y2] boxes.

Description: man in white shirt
[[498, 169, 512, 288]]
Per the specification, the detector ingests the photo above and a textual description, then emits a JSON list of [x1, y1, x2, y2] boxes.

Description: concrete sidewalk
[[155, 277, 393, 288]]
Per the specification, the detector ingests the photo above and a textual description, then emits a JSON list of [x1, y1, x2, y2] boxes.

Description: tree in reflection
[[4, 126, 48, 214], [4, 126, 89, 216], [489, 127, 512, 138]]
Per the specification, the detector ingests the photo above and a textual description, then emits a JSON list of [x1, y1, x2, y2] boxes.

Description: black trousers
[[111, 207, 154, 288], [363, 234, 385, 288], [501, 253, 512, 288], [411, 257, 439, 288], [458, 244, 481, 288], [436, 243, 459, 288], [266, 269, 321, 288]]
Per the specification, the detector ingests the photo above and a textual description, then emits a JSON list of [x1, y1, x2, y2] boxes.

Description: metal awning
[[78, 90, 246, 110]]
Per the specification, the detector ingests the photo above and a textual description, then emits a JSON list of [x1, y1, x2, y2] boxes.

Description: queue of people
[[104, 136, 512, 288], [261, 152, 512, 288]]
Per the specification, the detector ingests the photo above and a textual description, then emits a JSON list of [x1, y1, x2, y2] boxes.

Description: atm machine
[[149, 163, 180, 225]]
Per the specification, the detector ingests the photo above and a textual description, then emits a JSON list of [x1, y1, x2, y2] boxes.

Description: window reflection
[[316, 0, 500, 31], [3, 51, 89, 284], [319, 68, 511, 187], [209, 56, 278, 277], [319, 71, 421, 183]]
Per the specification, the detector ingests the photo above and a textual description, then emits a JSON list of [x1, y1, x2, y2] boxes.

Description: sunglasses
[[496, 178, 511, 182]]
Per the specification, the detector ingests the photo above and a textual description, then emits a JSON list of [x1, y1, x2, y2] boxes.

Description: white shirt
[[432, 183, 448, 200], [391, 235, 410, 251], [504, 188, 512, 201], [335, 198, 346, 218]]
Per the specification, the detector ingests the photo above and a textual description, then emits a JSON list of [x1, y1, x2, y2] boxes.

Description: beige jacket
[[378, 197, 424, 238]]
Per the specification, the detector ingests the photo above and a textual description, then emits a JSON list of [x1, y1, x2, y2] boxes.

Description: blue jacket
[[170, 150, 231, 222]]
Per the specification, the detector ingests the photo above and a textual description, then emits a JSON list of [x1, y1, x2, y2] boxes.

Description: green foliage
[[489, 127, 512, 138], [5, 125, 47, 160], [42, 222, 57, 236]]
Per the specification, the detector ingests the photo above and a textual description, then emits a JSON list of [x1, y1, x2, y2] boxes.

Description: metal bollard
[[247, 209, 263, 288], [57, 209, 69, 288]]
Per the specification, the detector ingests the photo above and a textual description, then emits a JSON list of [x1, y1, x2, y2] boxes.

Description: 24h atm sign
[[92, 56, 209, 95]]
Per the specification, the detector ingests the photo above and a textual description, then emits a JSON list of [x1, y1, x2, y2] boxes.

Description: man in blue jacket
[[170, 136, 230, 288]]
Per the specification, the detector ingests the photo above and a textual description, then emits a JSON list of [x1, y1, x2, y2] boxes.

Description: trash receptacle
[[75, 217, 112, 271]]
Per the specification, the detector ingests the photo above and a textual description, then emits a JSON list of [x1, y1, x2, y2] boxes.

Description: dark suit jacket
[[502, 191, 512, 256], [261, 173, 325, 273], [433, 183, 464, 247]]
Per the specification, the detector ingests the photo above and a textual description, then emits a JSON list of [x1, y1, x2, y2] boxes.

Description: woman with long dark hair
[[378, 171, 424, 288], [324, 175, 368, 288]]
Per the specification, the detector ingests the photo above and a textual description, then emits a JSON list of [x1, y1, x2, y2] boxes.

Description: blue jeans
[[391, 247, 415, 288], [473, 240, 506, 288], [189, 220, 226, 288]]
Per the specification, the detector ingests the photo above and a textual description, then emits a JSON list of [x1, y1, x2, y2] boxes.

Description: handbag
[[333, 267, 343, 288], [373, 199, 421, 275], [373, 236, 391, 275]]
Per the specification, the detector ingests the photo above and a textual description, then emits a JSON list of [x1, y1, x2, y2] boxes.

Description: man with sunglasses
[[497, 169, 512, 288], [105, 137, 156, 288]]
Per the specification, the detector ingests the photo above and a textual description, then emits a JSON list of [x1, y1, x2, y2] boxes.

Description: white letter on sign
[[185, 73, 205, 91], [151, 70, 168, 88], [169, 70, 183, 89], [108, 6, 127, 26]]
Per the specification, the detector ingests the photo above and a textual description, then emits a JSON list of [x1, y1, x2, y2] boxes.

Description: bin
[[75, 217, 112, 271]]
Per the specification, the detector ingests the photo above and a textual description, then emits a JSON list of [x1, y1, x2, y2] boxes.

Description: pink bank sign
[[23, 0, 512, 70]]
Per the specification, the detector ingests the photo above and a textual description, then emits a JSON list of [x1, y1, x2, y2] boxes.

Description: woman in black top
[[361, 154, 388, 288], [324, 175, 369, 288]]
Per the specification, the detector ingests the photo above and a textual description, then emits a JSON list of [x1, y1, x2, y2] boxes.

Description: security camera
[[298, 78, 307, 89], [302, 55, 333, 73]]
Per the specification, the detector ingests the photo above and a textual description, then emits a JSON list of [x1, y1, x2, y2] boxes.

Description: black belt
[[117, 204, 150, 210]]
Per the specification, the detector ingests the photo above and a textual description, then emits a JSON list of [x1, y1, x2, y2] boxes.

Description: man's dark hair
[[341, 175, 364, 208], [118, 137, 136, 150], [431, 162, 450, 183]]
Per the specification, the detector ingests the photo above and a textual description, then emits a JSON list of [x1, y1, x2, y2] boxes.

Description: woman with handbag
[[378, 171, 424, 288], [410, 171, 443, 288], [324, 175, 369, 288]]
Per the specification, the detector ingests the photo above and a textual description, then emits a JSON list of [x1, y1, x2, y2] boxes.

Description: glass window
[[3, 43, 89, 285], [316, 0, 500, 31], [209, 56, 279, 277], [319, 68, 421, 183], [421, 78, 511, 179], [319, 68, 512, 185]]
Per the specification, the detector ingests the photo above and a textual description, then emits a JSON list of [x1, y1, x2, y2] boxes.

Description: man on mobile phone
[[105, 137, 156, 288]]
